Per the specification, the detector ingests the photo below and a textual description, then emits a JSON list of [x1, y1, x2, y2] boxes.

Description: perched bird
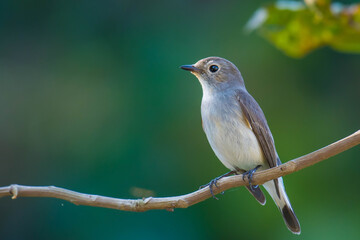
[[181, 57, 301, 234]]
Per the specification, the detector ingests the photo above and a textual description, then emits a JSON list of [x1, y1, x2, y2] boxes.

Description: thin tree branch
[[0, 130, 359, 212]]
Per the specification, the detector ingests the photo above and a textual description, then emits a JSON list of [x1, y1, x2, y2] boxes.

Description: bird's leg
[[242, 165, 262, 191], [199, 170, 236, 200]]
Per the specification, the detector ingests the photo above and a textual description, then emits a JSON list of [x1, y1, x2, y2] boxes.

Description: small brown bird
[[181, 57, 301, 234]]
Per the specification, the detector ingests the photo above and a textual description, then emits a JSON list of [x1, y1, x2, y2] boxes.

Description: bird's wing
[[236, 89, 279, 168]]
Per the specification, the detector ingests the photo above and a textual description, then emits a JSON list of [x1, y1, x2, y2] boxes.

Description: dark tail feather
[[281, 205, 301, 235], [246, 186, 266, 205], [263, 178, 301, 234]]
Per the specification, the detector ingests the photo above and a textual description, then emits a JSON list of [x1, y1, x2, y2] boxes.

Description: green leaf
[[246, 1, 360, 58]]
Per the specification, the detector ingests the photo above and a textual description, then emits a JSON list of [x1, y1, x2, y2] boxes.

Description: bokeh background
[[0, 0, 359, 239]]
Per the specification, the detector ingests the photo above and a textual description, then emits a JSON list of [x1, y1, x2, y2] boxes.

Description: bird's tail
[[263, 177, 301, 235]]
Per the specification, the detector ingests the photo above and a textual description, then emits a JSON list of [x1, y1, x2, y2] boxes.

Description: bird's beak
[[180, 65, 202, 73]]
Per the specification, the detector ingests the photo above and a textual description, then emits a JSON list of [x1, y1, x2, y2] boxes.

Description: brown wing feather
[[236, 89, 279, 168]]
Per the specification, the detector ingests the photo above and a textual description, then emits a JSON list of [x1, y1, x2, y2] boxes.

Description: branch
[[0, 130, 359, 212]]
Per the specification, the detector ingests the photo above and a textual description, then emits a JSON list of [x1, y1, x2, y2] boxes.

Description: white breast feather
[[201, 91, 265, 171]]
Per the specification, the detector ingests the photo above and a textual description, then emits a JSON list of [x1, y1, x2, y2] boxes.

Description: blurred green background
[[0, 0, 359, 239]]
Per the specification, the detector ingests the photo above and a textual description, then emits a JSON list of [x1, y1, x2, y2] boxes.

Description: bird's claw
[[199, 171, 236, 200], [199, 177, 221, 200], [242, 165, 261, 191]]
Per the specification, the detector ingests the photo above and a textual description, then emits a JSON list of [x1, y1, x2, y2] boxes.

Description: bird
[[180, 57, 301, 234]]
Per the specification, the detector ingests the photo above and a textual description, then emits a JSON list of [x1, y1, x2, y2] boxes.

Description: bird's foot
[[199, 171, 236, 200], [242, 165, 261, 191]]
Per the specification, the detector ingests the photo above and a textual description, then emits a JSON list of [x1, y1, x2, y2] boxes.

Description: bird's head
[[181, 57, 245, 92]]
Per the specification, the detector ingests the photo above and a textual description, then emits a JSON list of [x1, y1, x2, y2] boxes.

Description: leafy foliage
[[246, 0, 360, 58]]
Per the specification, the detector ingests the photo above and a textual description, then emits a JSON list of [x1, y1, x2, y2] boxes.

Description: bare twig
[[0, 130, 359, 212]]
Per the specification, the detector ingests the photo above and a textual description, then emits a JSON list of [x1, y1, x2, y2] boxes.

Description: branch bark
[[0, 130, 359, 212]]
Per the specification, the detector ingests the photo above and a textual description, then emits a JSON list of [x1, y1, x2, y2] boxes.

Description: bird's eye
[[209, 65, 219, 73]]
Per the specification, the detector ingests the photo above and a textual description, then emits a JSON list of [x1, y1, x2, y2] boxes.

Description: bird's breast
[[201, 93, 265, 171]]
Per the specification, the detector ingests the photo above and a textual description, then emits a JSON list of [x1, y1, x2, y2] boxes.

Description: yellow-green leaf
[[246, 1, 360, 58]]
